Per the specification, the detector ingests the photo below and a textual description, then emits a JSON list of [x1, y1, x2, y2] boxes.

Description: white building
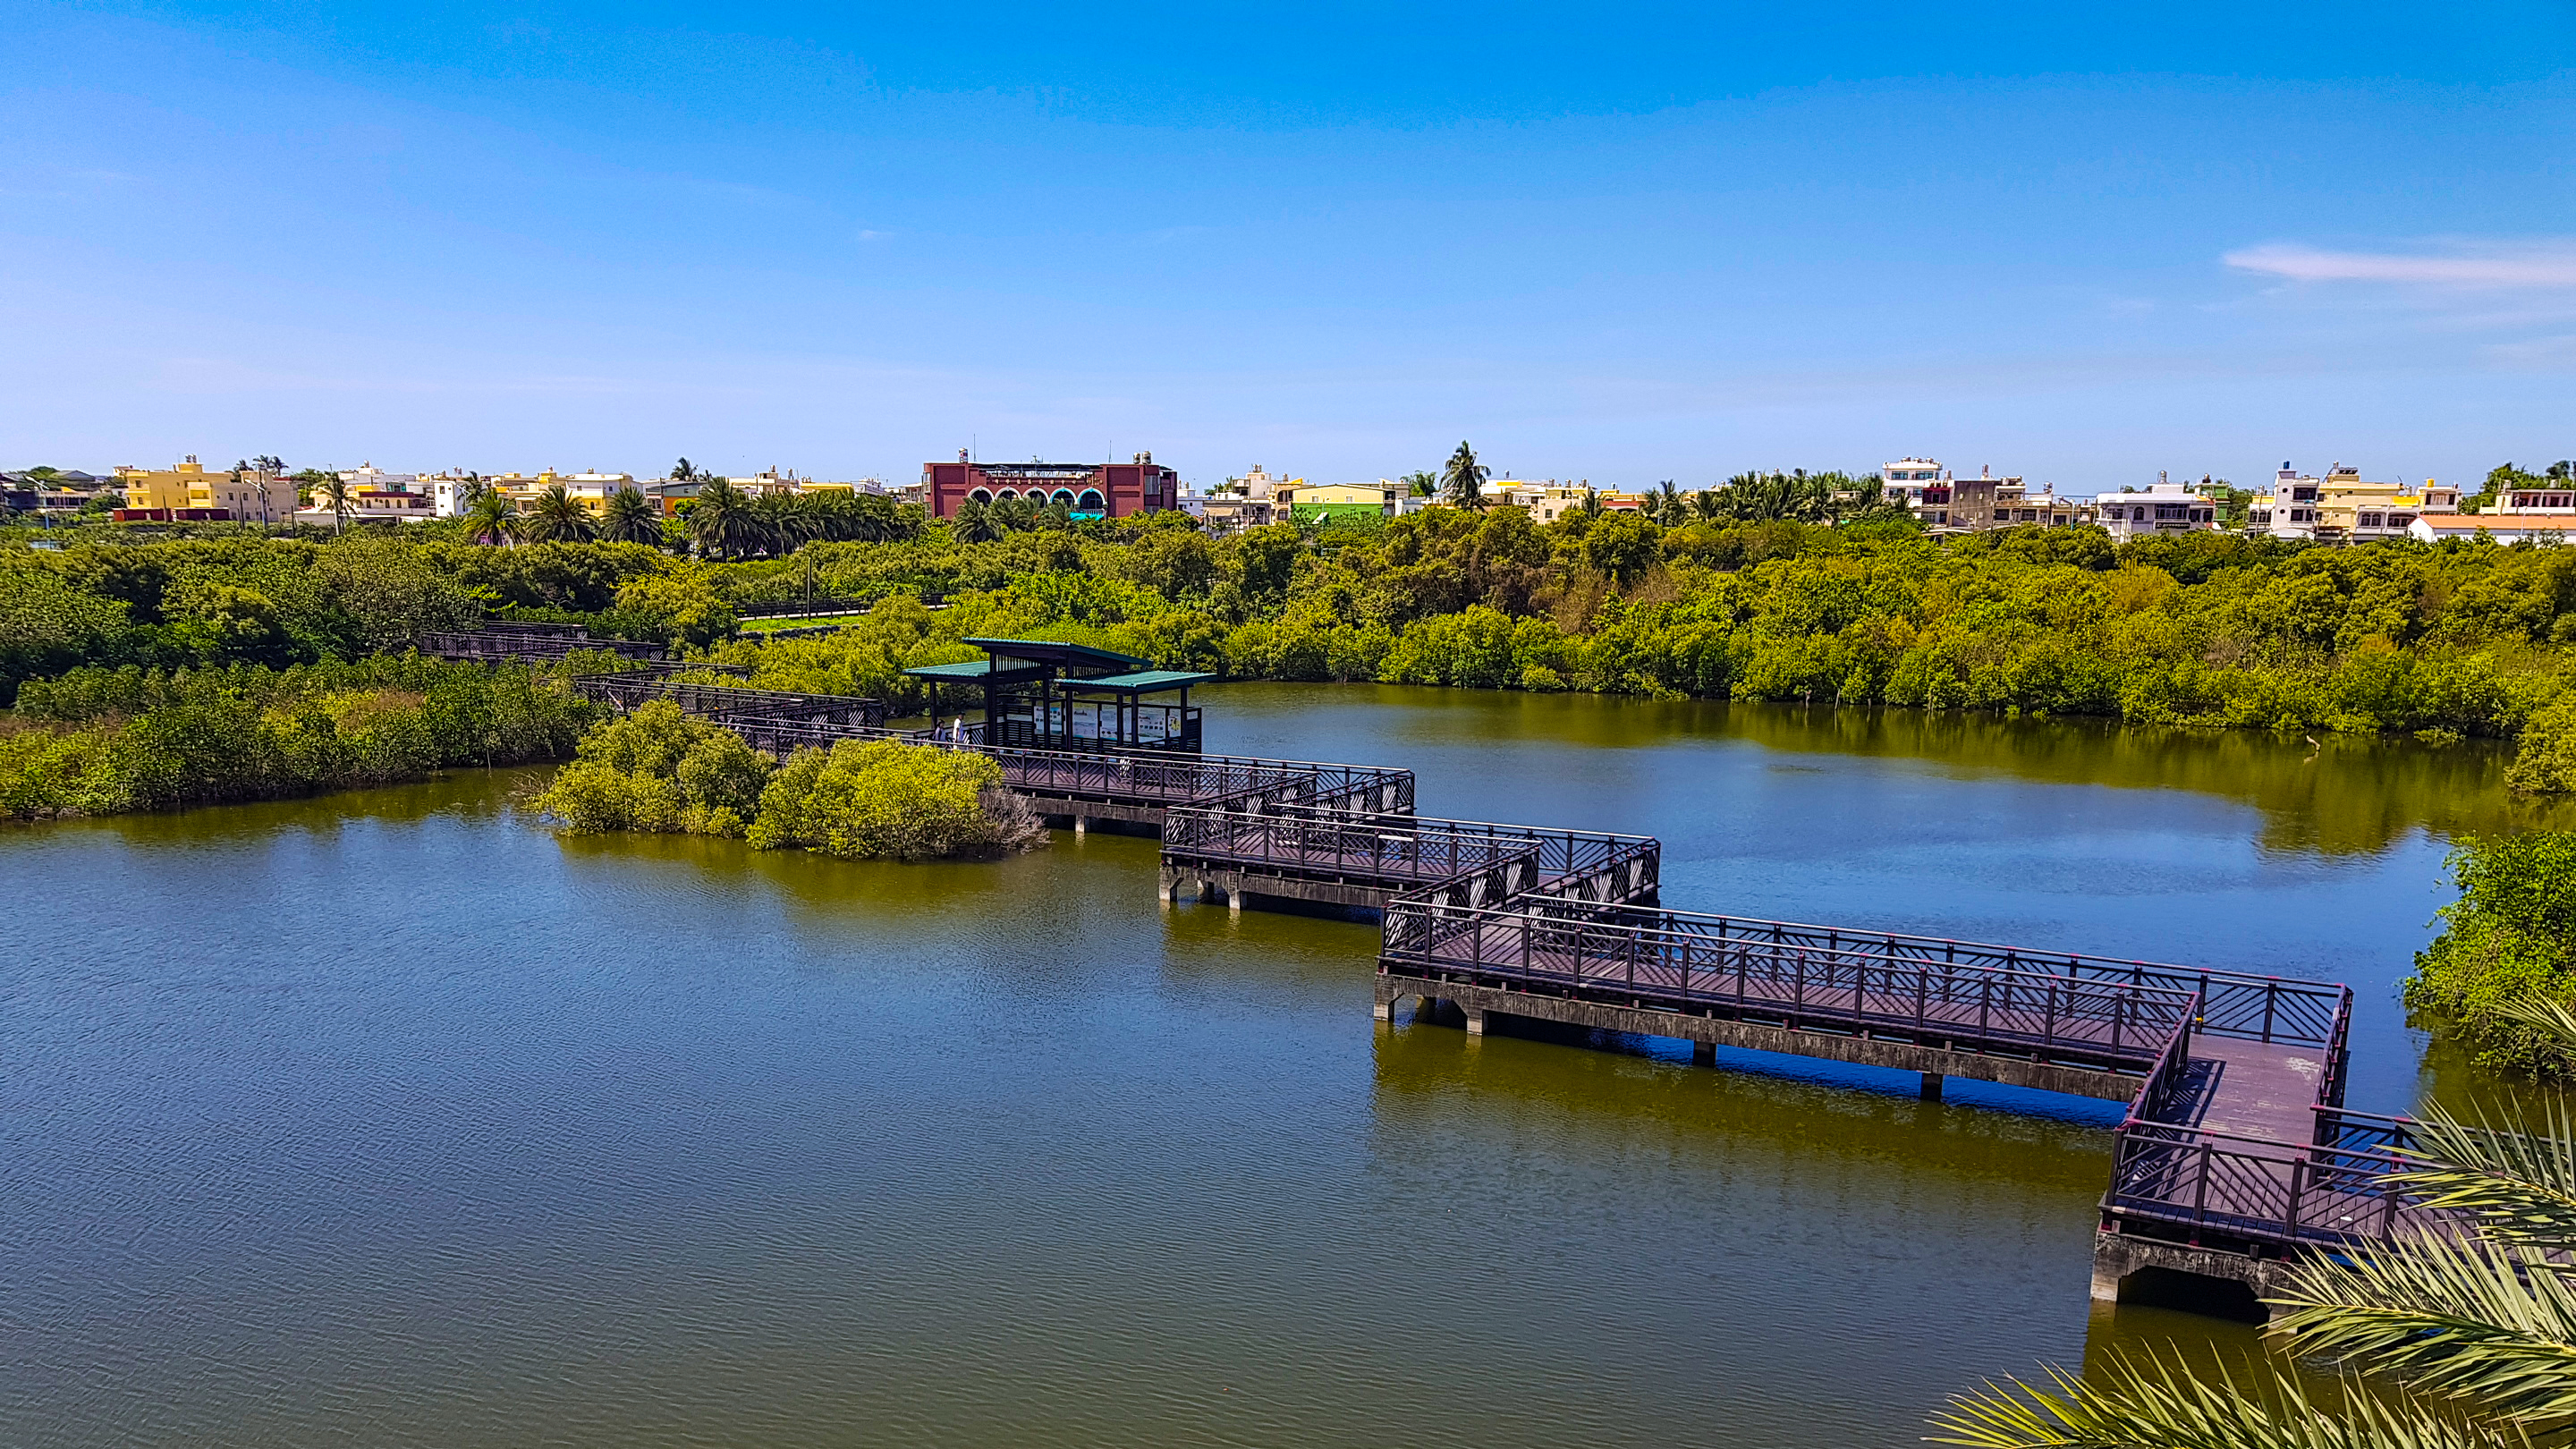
[[1880, 459, 2075, 530], [2091, 479, 2218, 540], [2410, 514, 2576, 545]]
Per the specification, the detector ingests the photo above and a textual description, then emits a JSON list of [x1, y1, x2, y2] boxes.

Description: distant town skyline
[[7, 0, 2572, 487]]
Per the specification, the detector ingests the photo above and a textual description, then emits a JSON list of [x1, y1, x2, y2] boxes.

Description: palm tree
[[520, 484, 597, 543], [1441, 441, 1490, 511], [1402, 470, 1438, 497], [1653, 479, 1685, 527], [687, 477, 761, 559], [462, 488, 518, 546], [951, 498, 1003, 545], [320, 474, 355, 533], [600, 487, 664, 545], [748, 492, 815, 555], [1936, 997, 2576, 1449], [851, 493, 902, 543]]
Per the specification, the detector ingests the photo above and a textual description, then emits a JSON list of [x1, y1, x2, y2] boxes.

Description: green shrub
[[747, 737, 1038, 860], [2405, 831, 2576, 1075]]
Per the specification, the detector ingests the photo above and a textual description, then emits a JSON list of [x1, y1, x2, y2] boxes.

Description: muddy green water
[[5, 684, 2567, 1447]]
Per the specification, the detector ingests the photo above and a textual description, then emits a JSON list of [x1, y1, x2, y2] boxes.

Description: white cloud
[[2225, 242, 2576, 288]]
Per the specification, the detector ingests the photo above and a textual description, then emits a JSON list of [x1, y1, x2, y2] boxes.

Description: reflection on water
[[3, 685, 2567, 1446]]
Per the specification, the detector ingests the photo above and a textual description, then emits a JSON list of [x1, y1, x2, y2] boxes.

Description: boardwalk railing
[[2103, 1113, 2446, 1251], [1165, 804, 1657, 907], [571, 675, 887, 728], [421, 625, 670, 664], [1384, 895, 2199, 1077], [1627, 913, 2352, 1055]]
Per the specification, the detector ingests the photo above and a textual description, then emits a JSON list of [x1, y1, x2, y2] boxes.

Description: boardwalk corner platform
[[428, 623, 2397, 1318]]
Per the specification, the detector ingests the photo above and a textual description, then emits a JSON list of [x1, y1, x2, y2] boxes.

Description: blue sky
[[6, 1, 2574, 492]]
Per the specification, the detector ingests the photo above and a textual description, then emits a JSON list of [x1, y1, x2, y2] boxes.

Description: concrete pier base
[[1465, 1010, 1487, 1035], [2090, 1232, 2284, 1320], [1921, 1072, 1945, 1100], [1691, 1040, 1717, 1066], [1073, 815, 1088, 835]]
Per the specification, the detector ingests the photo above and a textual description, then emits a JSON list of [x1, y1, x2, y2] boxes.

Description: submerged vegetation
[[528, 699, 1044, 860]]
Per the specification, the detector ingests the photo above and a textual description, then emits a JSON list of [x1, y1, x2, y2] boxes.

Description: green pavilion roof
[[960, 637, 1149, 672], [1046, 665, 1205, 696], [1054, 670, 1215, 695], [901, 659, 1049, 682]]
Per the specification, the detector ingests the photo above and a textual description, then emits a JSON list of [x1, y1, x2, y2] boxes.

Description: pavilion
[[903, 638, 1211, 753]]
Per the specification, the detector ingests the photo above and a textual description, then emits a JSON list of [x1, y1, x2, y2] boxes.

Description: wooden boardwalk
[[519, 658, 2392, 1314]]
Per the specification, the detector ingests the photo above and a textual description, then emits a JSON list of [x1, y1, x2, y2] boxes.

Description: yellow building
[[1282, 480, 1399, 523], [486, 470, 640, 515], [2249, 462, 2459, 541], [117, 456, 278, 520]]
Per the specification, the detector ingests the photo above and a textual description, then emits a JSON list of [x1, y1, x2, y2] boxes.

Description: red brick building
[[922, 451, 1179, 521]]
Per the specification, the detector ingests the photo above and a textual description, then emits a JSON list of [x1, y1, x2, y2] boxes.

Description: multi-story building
[[1223, 463, 1291, 501], [2092, 479, 2220, 540], [114, 456, 280, 521], [922, 451, 1180, 521], [292, 490, 440, 526], [2492, 477, 2576, 513], [2245, 462, 2456, 542], [1880, 459, 2076, 530]]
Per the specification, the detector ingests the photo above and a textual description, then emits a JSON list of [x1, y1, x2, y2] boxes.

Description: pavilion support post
[[1921, 1072, 1945, 1100], [1157, 867, 1178, 902], [1073, 815, 1088, 835], [1692, 1040, 1717, 1067], [1465, 1010, 1487, 1036]]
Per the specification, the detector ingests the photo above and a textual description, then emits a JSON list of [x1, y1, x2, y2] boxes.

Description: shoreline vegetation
[[13, 510, 2576, 1038], [17, 513, 2576, 753]]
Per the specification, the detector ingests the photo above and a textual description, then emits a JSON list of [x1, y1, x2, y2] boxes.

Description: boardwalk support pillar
[[1691, 1040, 1716, 1067], [1921, 1072, 1945, 1101], [1074, 815, 1088, 835], [1465, 1010, 1487, 1036]]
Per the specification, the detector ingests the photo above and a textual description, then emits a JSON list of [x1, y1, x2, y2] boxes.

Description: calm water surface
[[6, 684, 2568, 1447]]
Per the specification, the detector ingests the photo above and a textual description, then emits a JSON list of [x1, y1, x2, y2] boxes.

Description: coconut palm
[[523, 484, 597, 543], [319, 474, 355, 532], [687, 477, 762, 559], [1653, 479, 1686, 527], [749, 491, 816, 555], [851, 493, 902, 543], [951, 499, 1002, 545], [600, 487, 664, 545], [1442, 441, 1489, 511], [1934, 996, 2576, 1449], [463, 488, 519, 546]]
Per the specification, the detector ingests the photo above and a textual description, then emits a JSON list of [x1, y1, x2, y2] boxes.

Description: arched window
[[1051, 489, 1076, 505], [1077, 489, 1105, 511], [996, 488, 1019, 501], [968, 488, 993, 504]]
